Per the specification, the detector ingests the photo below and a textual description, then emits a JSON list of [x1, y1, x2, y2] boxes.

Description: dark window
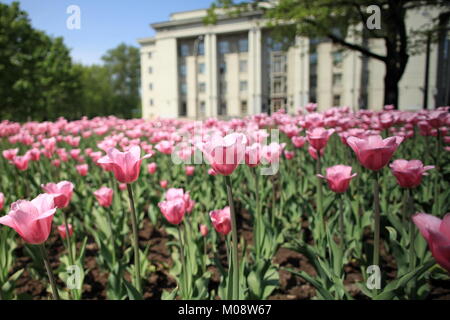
[[238, 38, 248, 52]]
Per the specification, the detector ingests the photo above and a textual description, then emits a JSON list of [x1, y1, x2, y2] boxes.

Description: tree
[[0, 1, 81, 121], [206, 0, 450, 108], [101, 43, 141, 118]]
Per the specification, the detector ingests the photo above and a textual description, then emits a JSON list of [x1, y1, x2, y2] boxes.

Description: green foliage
[[0, 2, 141, 121]]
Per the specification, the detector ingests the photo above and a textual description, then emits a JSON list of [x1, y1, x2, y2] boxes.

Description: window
[[333, 94, 341, 106], [333, 73, 342, 86], [179, 102, 187, 117], [180, 83, 187, 95], [219, 101, 227, 116], [238, 38, 248, 52], [310, 75, 317, 88], [180, 65, 186, 77], [198, 63, 205, 74], [239, 81, 248, 92], [220, 81, 227, 94], [310, 53, 318, 65], [197, 41, 205, 56], [199, 101, 206, 116], [180, 44, 189, 57], [149, 99, 153, 106], [332, 50, 343, 65], [149, 83, 153, 90], [219, 62, 227, 74], [218, 41, 229, 54], [239, 60, 247, 73], [272, 55, 285, 73], [148, 66, 153, 74], [240, 100, 248, 115], [198, 82, 206, 93], [273, 77, 284, 94]]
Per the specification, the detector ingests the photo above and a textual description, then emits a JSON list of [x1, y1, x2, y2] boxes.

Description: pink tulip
[[200, 224, 209, 237], [52, 159, 61, 167], [76, 164, 88, 176], [94, 187, 114, 207], [57, 224, 73, 239], [160, 180, 168, 188], [209, 207, 232, 235], [0, 194, 57, 244], [346, 135, 403, 171], [306, 127, 335, 151], [165, 188, 195, 213], [208, 168, 217, 176], [2, 148, 18, 160], [12, 155, 30, 171], [308, 146, 324, 160], [147, 162, 157, 174], [97, 146, 152, 184], [390, 160, 434, 188], [284, 150, 295, 160], [119, 183, 127, 191], [413, 213, 450, 272], [197, 133, 247, 176], [245, 143, 262, 168], [41, 181, 74, 209], [318, 165, 357, 193], [291, 136, 306, 148], [158, 197, 185, 225], [0, 192, 4, 210], [185, 166, 195, 176]]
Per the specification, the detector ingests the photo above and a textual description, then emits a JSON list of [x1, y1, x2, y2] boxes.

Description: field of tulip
[[0, 104, 449, 300]]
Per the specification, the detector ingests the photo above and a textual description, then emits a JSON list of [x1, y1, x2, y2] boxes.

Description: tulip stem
[[126, 184, 142, 295], [39, 243, 60, 300], [316, 155, 325, 238], [407, 189, 416, 271], [62, 211, 74, 266], [252, 167, 261, 260], [225, 175, 239, 300], [373, 171, 381, 293], [339, 193, 345, 245], [177, 226, 188, 298]]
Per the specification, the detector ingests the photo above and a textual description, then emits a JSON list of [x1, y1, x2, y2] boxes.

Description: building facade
[[138, 8, 449, 119]]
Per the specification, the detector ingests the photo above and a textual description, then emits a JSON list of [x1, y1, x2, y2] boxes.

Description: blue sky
[[3, 0, 214, 65]]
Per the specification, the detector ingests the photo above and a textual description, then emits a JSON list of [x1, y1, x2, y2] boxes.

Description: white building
[[138, 7, 449, 119]]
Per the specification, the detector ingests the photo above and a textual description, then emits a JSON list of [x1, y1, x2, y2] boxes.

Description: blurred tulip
[[209, 207, 231, 235], [185, 165, 195, 176], [413, 213, 450, 272], [390, 159, 434, 188], [197, 133, 247, 176], [318, 165, 357, 193], [306, 127, 335, 151], [347, 135, 403, 171], [76, 164, 88, 176], [41, 181, 74, 208], [200, 224, 209, 237], [147, 162, 157, 174], [0, 192, 4, 210], [97, 146, 152, 184], [57, 223, 73, 239], [160, 180, 168, 188], [94, 186, 114, 207], [0, 194, 57, 244], [158, 197, 185, 225]]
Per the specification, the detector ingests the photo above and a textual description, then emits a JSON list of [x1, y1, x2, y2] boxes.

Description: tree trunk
[[383, 65, 400, 107]]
